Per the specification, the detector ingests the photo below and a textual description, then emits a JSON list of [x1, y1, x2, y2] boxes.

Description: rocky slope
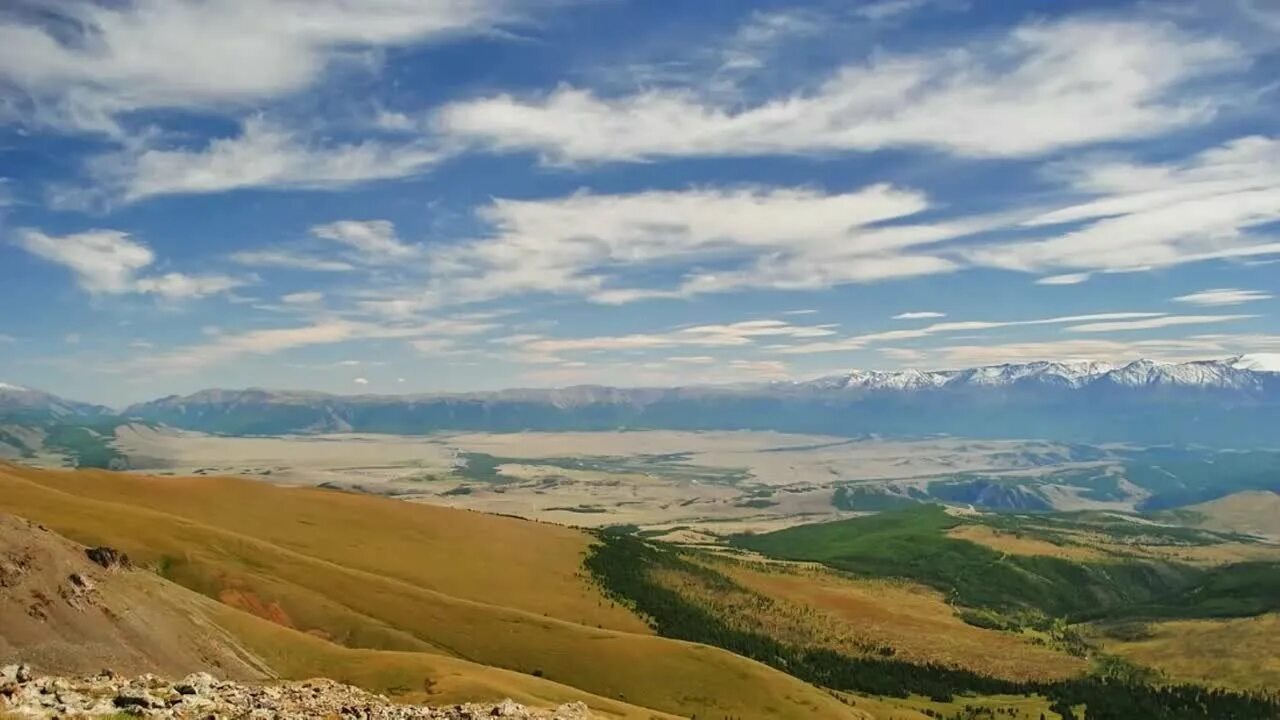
[[0, 667, 594, 719], [0, 513, 272, 680]]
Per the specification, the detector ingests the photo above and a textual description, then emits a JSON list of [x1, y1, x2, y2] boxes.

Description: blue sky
[[1, 0, 1279, 406]]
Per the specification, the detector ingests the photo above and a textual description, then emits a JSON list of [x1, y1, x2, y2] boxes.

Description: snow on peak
[[1229, 353, 1280, 373], [830, 357, 1275, 392], [0, 382, 28, 392]]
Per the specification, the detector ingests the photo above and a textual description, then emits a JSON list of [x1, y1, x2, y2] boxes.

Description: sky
[[1, 0, 1279, 407]]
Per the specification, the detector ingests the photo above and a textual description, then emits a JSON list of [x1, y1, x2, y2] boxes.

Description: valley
[[102, 424, 1280, 541], [3, 457, 1279, 719], [3, 365, 1280, 719]]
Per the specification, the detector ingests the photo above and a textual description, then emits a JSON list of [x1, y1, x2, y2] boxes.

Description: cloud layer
[[438, 19, 1239, 161]]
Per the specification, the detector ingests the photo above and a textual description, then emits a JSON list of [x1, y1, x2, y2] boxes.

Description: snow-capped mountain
[[811, 358, 1275, 393]]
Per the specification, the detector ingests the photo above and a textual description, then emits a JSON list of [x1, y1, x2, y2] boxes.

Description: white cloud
[[854, 0, 935, 21], [926, 335, 1280, 368], [311, 220, 419, 263], [1035, 273, 1092, 286], [727, 359, 789, 378], [125, 318, 452, 373], [229, 249, 356, 273], [419, 184, 976, 308], [716, 9, 824, 74], [409, 338, 461, 356], [16, 228, 240, 300], [281, 291, 324, 304], [1065, 315, 1254, 333], [518, 319, 838, 358], [669, 355, 716, 365], [517, 356, 793, 387], [90, 117, 443, 202], [892, 311, 946, 320], [353, 377, 369, 386], [438, 19, 1239, 161], [0, 0, 532, 133], [772, 312, 1167, 354], [1172, 288, 1273, 306], [970, 136, 1280, 274], [17, 229, 154, 294], [131, 321, 360, 373], [879, 347, 926, 363], [133, 272, 244, 300]]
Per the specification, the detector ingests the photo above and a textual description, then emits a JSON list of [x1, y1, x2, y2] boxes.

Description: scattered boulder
[[0, 669, 598, 719], [85, 546, 130, 570]]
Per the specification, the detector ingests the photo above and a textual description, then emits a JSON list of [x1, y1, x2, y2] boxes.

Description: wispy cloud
[[772, 312, 1169, 354], [1065, 315, 1254, 333], [1172, 288, 1273, 307], [87, 118, 444, 202], [969, 136, 1280, 274], [496, 319, 837, 366], [1035, 273, 1091, 286], [892, 311, 946, 320], [0, 0, 537, 134], [229, 250, 356, 273], [438, 18, 1240, 161], [16, 229, 243, 300], [311, 220, 421, 264]]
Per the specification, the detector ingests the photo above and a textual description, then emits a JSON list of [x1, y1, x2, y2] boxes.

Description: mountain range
[[4, 356, 1280, 446]]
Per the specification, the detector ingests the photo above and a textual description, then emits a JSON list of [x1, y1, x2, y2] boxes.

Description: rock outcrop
[[0, 666, 593, 719]]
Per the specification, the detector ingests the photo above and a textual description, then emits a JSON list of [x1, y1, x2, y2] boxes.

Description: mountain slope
[[1183, 490, 1280, 540], [0, 512, 272, 679], [0, 383, 109, 421], [0, 462, 856, 720], [0, 510, 680, 718]]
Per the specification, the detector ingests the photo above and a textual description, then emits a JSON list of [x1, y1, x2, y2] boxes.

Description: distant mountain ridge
[[0, 383, 111, 421], [102, 357, 1280, 447], [6, 357, 1280, 446]]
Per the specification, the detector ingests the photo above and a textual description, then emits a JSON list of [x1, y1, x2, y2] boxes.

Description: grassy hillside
[[0, 462, 854, 720], [711, 560, 1087, 682], [1092, 613, 1280, 693], [585, 533, 1280, 720], [1180, 490, 1280, 538], [731, 505, 1206, 619]]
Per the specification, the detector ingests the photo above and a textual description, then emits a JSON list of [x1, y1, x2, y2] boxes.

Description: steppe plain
[[114, 425, 1128, 538]]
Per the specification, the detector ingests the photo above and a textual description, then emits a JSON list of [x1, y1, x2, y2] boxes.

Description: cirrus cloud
[[438, 18, 1240, 161]]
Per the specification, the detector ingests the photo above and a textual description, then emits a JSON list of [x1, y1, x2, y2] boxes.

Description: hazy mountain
[[0, 382, 111, 421], [114, 358, 1280, 447]]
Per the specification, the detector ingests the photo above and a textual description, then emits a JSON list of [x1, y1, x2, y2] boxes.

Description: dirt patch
[[217, 587, 296, 629]]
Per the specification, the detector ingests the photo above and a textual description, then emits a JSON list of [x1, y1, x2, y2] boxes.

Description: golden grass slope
[[0, 463, 857, 720], [945, 524, 1104, 562], [0, 511, 670, 719], [1187, 490, 1280, 539], [1095, 613, 1280, 693], [950, 516, 1280, 567]]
